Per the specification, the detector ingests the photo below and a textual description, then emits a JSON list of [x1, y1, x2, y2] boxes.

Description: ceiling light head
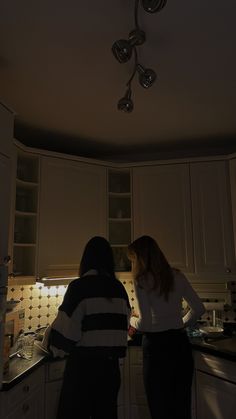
[[137, 64, 157, 88], [112, 39, 133, 63], [117, 88, 134, 113], [142, 0, 167, 13], [129, 28, 146, 46]]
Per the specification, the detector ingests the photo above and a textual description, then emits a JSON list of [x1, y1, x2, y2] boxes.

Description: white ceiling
[[0, 0, 236, 162]]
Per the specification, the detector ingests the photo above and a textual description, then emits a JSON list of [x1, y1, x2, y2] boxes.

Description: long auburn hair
[[127, 235, 174, 301]]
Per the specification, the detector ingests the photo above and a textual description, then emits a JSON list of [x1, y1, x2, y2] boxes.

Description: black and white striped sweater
[[47, 273, 131, 359]]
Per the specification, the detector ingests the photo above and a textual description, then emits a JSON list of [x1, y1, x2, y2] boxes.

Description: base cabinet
[[194, 351, 236, 419], [129, 347, 151, 419], [0, 367, 45, 419], [44, 380, 63, 419], [44, 359, 66, 419], [196, 371, 236, 419]]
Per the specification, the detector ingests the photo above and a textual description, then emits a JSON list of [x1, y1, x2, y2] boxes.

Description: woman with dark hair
[[127, 235, 205, 419], [44, 236, 131, 419]]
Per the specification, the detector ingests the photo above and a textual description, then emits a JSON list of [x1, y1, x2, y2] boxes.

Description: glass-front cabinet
[[10, 150, 40, 282], [108, 169, 132, 271]]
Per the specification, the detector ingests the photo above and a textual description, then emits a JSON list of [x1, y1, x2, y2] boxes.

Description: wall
[[6, 279, 236, 332]]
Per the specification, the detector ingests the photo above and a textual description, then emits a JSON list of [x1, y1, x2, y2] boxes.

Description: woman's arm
[[130, 281, 152, 331], [181, 275, 205, 328]]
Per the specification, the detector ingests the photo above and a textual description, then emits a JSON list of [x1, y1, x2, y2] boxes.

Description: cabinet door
[[191, 161, 235, 275], [0, 103, 14, 158], [196, 371, 236, 419], [38, 157, 107, 278], [133, 164, 194, 272], [45, 380, 63, 419], [0, 153, 11, 286], [230, 158, 236, 262]]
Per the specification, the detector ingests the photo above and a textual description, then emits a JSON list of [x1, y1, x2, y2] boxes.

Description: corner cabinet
[[37, 156, 107, 279], [229, 158, 236, 264], [133, 164, 194, 273], [9, 149, 40, 283], [190, 160, 236, 275], [133, 160, 236, 278], [0, 103, 14, 288], [108, 169, 132, 272]]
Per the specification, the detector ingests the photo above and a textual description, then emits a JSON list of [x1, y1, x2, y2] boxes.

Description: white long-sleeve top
[[130, 270, 205, 332]]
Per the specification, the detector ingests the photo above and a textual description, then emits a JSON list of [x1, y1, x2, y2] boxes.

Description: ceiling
[[1, 0, 236, 162]]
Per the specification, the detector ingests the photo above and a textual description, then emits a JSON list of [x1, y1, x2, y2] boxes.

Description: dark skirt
[[142, 329, 194, 419], [57, 352, 121, 419]]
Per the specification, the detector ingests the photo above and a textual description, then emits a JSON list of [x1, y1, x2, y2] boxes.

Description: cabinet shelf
[[16, 178, 38, 187], [11, 150, 40, 281], [108, 169, 132, 272], [14, 243, 36, 247]]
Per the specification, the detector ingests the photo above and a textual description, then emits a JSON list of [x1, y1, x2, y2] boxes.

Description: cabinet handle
[[23, 384, 30, 392], [226, 268, 231, 273], [22, 403, 29, 413]]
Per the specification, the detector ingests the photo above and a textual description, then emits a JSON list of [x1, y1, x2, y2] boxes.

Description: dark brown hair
[[127, 235, 174, 301], [79, 236, 116, 279]]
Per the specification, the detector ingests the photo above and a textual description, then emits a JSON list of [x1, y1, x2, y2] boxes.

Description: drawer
[[3, 366, 44, 412]]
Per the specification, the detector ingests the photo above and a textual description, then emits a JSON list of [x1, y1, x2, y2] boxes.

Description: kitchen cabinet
[[229, 158, 236, 262], [0, 366, 45, 419], [108, 169, 132, 272], [190, 160, 235, 275], [133, 160, 235, 278], [194, 351, 236, 419], [0, 103, 14, 159], [9, 148, 40, 282], [38, 156, 107, 279], [133, 164, 194, 273], [44, 357, 127, 419], [0, 154, 11, 278], [44, 359, 66, 419], [129, 347, 151, 419]]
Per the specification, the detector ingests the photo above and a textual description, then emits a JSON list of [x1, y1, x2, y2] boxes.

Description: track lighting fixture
[[112, 0, 167, 112], [137, 64, 157, 88], [142, 0, 167, 14], [112, 28, 145, 64], [117, 87, 134, 113]]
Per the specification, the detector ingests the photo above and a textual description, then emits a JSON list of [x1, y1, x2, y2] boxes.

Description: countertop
[[2, 335, 236, 391]]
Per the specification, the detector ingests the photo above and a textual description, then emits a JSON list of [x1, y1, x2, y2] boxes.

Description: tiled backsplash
[[7, 279, 236, 333]]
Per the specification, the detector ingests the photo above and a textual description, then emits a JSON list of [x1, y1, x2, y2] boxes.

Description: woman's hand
[[128, 325, 137, 338], [131, 309, 139, 318]]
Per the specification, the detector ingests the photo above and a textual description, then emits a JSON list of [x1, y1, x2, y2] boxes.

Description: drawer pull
[[23, 384, 30, 392], [22, 403, 29, 413]]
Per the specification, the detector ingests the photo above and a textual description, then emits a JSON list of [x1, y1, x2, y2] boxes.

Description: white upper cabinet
[[9, 148, 40, 282], [37, 156, 107, 278], [133, 164, 194, 273], [190, 160, 235, 275], [0, 154, 11, 286], [0, 104, 14, 286], [229, 158, 236, 263], [0, 103, 14, 158]]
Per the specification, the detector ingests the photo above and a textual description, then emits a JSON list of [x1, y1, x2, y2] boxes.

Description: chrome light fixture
[[112, 0, 167, 112], [142, 0, 167, 14], [112, 28, 146, 63], [117, 87, 134, 112], [137, 64, 157, 88]]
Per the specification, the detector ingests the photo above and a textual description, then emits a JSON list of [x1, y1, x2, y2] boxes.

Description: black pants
[[57, 354, 121, 419], [142, 329, 194, 419]]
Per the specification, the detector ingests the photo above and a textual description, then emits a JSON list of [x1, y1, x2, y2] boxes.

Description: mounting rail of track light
[[112, 0, 168, 112]]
